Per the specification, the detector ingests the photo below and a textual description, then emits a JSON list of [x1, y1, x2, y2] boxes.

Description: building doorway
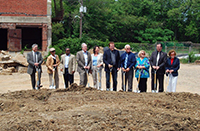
[[17, 27, 42, 50], [0, 29, 8, 50]]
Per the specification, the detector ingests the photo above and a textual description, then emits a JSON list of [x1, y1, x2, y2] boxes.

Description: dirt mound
[[0, 87, 199, 130], [56, 83, 97, 92]]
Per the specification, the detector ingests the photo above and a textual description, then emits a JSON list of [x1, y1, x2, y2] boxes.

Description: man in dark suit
[[103, 42, 120, 91], [120, 44, 136, 92], [76, 43, 92, 86], [149, 43, 167, 92], [27, 44, 43, 90]]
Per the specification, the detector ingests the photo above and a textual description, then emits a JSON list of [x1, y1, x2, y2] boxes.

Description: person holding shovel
[[91, 45, 103, 90], [149, 43, 167, 92], [165, 50, 180, 92], [76, 43, 92, 87], [135, 50, 150, 92], [27, 44, 43, 90], [46, 48, 60, 89], [103, 41, 120, 91], [120, 44, 136, 92], [60, 48, 76, 88]]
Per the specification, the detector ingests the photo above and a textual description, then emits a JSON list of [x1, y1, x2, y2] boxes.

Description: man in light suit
[[60, 48, 76, 88], [76, 43, 92, 86], [27, 44, 43, 90], [149, 43, 167, 92]]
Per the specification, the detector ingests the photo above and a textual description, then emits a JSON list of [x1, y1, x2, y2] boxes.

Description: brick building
[[0, 0, 51, 52]]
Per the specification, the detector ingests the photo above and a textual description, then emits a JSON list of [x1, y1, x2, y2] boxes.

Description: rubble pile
[[0, 50, 28, 75], [195, 60, 200, 64]]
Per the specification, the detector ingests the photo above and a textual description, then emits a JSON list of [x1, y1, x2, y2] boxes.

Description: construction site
[[0, 0, 200, 130]]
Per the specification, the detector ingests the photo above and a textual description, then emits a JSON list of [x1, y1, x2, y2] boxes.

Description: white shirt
[[82, 50, 88, 66], [32, 51, 37, 63], [65, 54, 70, 68], [156, 52, 160, 66]]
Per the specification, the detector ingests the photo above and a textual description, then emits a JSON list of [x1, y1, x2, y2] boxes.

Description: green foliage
[[52, 37, 155, 57], [188, 52, 195, 63], [20, 45, 29, 54], [52, 36, 110, 56], [51, 0, 200, 46], [180, 52, 200, 63], [52, 23, 65, 45]]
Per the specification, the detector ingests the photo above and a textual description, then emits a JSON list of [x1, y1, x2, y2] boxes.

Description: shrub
[[180, 52, 200, 63]]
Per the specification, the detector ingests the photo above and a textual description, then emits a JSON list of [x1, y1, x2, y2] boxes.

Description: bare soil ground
[[0, 63, 200, 130]]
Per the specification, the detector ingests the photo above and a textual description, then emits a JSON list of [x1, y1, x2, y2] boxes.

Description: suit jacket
[[76, 51, 92, 73], [27, 51, 43, 75], [165, 57, 180, 77], [46, 55, 60, 74], [91, 53, 104, 70], [120, 52, 136, 69], [149, 51, 167, 75], [103, 49, 120, 72], [60, 54, 76, 75]]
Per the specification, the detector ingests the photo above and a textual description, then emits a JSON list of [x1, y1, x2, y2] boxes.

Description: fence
[[156, 41, 200, 55]]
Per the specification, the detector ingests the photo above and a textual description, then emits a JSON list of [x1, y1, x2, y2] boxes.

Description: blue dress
[[135, 57, 150, 78]]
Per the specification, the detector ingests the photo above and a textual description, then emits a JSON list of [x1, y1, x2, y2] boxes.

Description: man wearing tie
[[60, 48, 76, 88], [76, 43, 92, 86], [120, 44, 136, 92], [149, 43, 167, 92], [27, 44, 43, 90]]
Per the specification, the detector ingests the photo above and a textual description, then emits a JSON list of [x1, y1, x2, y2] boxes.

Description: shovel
[[152, 69, 158, 93], [50, 67, 56, 89], [122, 71, 126, 91], [134, 69, 142, 93], [165, 72, 169, 92], [97, 68, 101, 90], [36, 67, 39, 90], [109, 67, 113, 91], [61, 71, 66, 89], [86, 69, 90, 87]]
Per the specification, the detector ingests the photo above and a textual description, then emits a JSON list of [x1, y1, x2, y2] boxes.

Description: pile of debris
[[195, 60, 200, 64], [0, 50, 28, 75]]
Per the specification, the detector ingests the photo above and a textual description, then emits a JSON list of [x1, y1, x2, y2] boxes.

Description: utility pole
[[79, 0, 86, 38], [79, 0, 83, 38]]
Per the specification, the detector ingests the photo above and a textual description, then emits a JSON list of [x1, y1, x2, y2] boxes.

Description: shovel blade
[[133, 90, 140, 93]]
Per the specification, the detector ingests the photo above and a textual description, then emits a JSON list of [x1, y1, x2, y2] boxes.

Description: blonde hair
[[168, 49, 176, 56], [138, 50, 146, 58]]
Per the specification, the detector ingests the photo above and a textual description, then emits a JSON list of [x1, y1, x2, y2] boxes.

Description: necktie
[[124, 54, 128, 69], [156, 52, 160, 66], [35, 52, 38, 63]]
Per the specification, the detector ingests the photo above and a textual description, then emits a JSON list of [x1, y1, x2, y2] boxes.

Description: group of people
[[27, 42, 180, 93]]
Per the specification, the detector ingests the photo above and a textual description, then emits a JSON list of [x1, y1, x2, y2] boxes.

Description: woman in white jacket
[[91, 45, 103, 90]]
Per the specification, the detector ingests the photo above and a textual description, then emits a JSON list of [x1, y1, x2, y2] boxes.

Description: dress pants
[[121, 68, 133, 91], [63, 68, 74, 88], [106, 67, 118, 91], [30, 67, 42, 89], [137, 78, 147, 92], [92, 66, 102, 89], [151, 73, 164, 92], [49, 70, 59, 89], [167, 74, 178, 92], [79, 71, 88, 87]]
